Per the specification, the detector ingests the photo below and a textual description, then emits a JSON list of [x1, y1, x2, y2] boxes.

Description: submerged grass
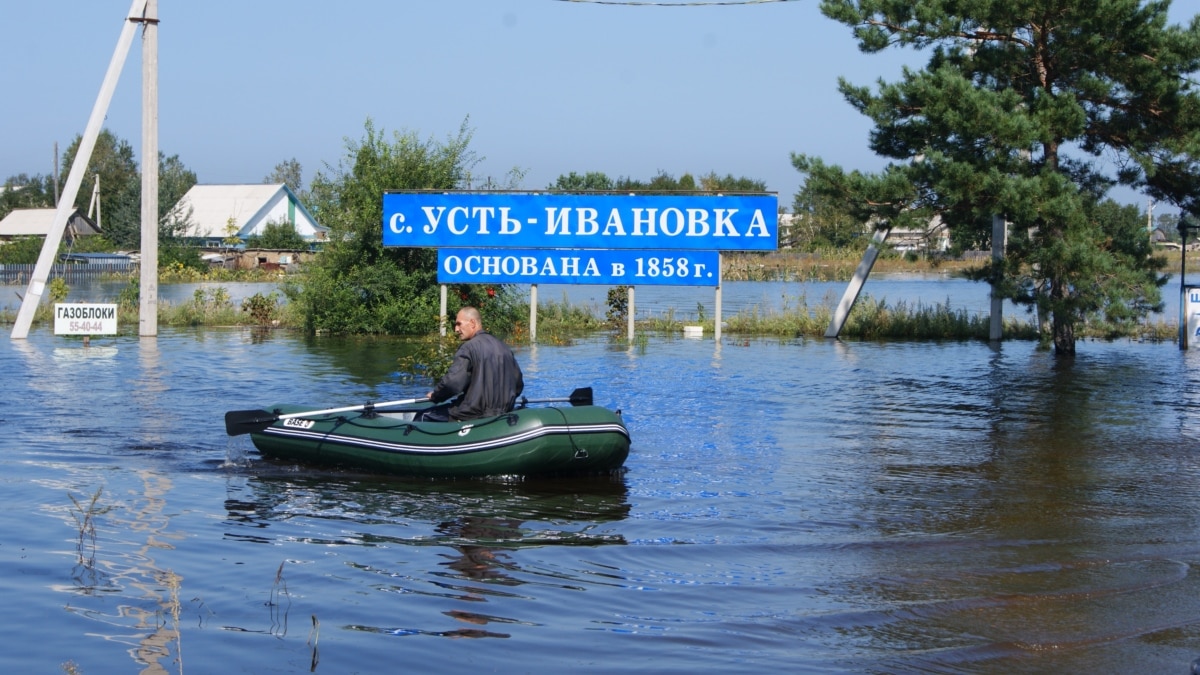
[[840, 296, 1038, 341], [671, 294, 1042, 341], [0, 286, 300, 331], [635, 291, 1176, 344], [1, 250, 1186, 343], [68, 487, 106, 569], [515, 297, 605, 344], [721, 251, 981, 282], [2, 290, 1181, 345]]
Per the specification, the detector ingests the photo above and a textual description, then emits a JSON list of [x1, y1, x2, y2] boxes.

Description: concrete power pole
[[139, 0, 159, 337]]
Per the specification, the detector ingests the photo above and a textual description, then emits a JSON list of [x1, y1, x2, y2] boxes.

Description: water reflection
[[222, 473, 629, 642], [223, 472, 630, 545], [828, 343, 1200, 671], [11, 323, 1200, 672]]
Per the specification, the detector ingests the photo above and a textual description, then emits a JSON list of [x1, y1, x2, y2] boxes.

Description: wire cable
[[554, 0, 792, 5]]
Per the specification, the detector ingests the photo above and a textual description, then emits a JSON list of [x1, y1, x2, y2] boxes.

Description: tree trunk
[[1052, 311, 1076, 356], [1048, 264, 1076, 356]]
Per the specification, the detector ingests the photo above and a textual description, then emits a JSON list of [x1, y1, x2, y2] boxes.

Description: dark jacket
[[429, 331, 524, 420]]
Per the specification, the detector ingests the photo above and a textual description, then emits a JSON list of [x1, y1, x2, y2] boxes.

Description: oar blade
[[224, 409, 280, 436], [569, 387, 594, 406]]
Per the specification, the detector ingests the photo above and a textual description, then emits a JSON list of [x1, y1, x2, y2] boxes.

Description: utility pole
[[139, 0, 159, 337], [88, 174, 101, 231], [52, 143, 60, 206]]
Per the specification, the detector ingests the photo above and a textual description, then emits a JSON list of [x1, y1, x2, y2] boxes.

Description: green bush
[[292, 118, 482, 335], [242, 292, 279, 325]]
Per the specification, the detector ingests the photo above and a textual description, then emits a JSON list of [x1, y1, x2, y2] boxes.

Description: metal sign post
[[1180, 214, 1198, 350]]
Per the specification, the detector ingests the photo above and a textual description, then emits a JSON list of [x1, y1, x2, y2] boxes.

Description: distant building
[[889, 215, 950, 253], [0, 208, 101, 243], [777, 213, 795, 248], [168, 184, 327, 248]]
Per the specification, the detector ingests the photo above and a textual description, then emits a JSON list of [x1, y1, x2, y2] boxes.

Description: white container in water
[[683, 325, 703, 338]]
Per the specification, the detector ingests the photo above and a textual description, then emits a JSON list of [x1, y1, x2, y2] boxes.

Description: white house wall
[[240, 190, 325, 239]]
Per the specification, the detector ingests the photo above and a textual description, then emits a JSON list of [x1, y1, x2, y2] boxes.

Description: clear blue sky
[[1, 0, 1193, 212]]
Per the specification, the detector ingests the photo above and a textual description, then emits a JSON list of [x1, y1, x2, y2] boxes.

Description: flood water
[[4, 278, 1200, 673]]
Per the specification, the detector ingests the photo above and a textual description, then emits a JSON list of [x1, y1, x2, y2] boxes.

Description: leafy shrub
[[242, 292, 279, 325], [47, 277, 69, 304], [606, 285, 632, 327]]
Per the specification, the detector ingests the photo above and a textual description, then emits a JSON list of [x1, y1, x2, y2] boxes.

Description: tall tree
[[264, 157, 305, 197], [61, 129, 139, 244], [296, 118, 480, 334], [795, 0, 1200, 355], [697, 172, 767, 193], [790, 179, 868, 251], [550, 170, 767, 194], [59, 129, 196, 248], [157, 153, 198, 239], [547, 171, 615, 191], [0, 173, 56, 220], [245, 218, 308, 250]]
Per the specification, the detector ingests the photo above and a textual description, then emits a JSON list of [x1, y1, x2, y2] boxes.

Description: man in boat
[[417, 306, 524, 422]]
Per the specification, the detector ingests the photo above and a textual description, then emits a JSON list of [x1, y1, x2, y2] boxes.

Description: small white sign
[[54, 303, 118, 335]]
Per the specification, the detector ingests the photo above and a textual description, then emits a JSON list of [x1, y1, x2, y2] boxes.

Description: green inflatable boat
[[224, 388, 630, 478]]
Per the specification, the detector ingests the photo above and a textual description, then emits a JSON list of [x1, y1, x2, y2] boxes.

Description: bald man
[[419, 307, 524, 422]]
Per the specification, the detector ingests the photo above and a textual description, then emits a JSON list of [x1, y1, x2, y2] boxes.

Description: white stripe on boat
[[258, 421, 629, 456]]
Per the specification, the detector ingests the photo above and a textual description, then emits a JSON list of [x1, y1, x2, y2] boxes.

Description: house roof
[[0, 208, 100, 237], [172, 184, 326, 240]]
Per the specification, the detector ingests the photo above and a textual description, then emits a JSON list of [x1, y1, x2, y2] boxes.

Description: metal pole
[[139, 0, 159, 337], [530, 284, 538, 343], [439, 284, 447, 336], [714, 253, 723, 342], [1180, 218, 1188, 350], [11, 0, 146, 340], [626, 286, 635, 342]]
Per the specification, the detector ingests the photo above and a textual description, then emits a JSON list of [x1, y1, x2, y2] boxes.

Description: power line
[[554, 0, 793, 6]]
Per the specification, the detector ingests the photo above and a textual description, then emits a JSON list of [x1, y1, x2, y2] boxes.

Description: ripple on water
[[5, 329, 1200, 672]]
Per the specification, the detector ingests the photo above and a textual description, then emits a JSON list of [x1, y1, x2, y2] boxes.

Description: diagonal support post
[[825, 226, 891, 338], [11, 0, 149, 340]]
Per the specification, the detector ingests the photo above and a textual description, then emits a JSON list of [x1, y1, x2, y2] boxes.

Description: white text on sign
[[437, 249, 721, 287]]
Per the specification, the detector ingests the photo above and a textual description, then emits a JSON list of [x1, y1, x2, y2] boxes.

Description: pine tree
[[795, 0, 1200, 354]]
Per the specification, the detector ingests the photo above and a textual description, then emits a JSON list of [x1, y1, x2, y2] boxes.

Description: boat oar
[[224, 397, 428, 436], [517, 387, 593, 408]]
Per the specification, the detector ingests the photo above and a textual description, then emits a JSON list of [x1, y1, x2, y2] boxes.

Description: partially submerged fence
[[0, 263, 136, 286]]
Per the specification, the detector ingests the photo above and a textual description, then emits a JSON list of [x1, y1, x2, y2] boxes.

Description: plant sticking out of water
[[48, 277, 70, 304], [308, 614, 321, 670], [269, 561, 292, 637], [633, 332, 650, 352], [522, 298, 604, 344], [241, 291, 281, 325], [605, 285, 633, 327], [396, 332, 462, 384], [148, 288, 241, 327], [68, 487, 107, 569], [162, 566, 184, 672]]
